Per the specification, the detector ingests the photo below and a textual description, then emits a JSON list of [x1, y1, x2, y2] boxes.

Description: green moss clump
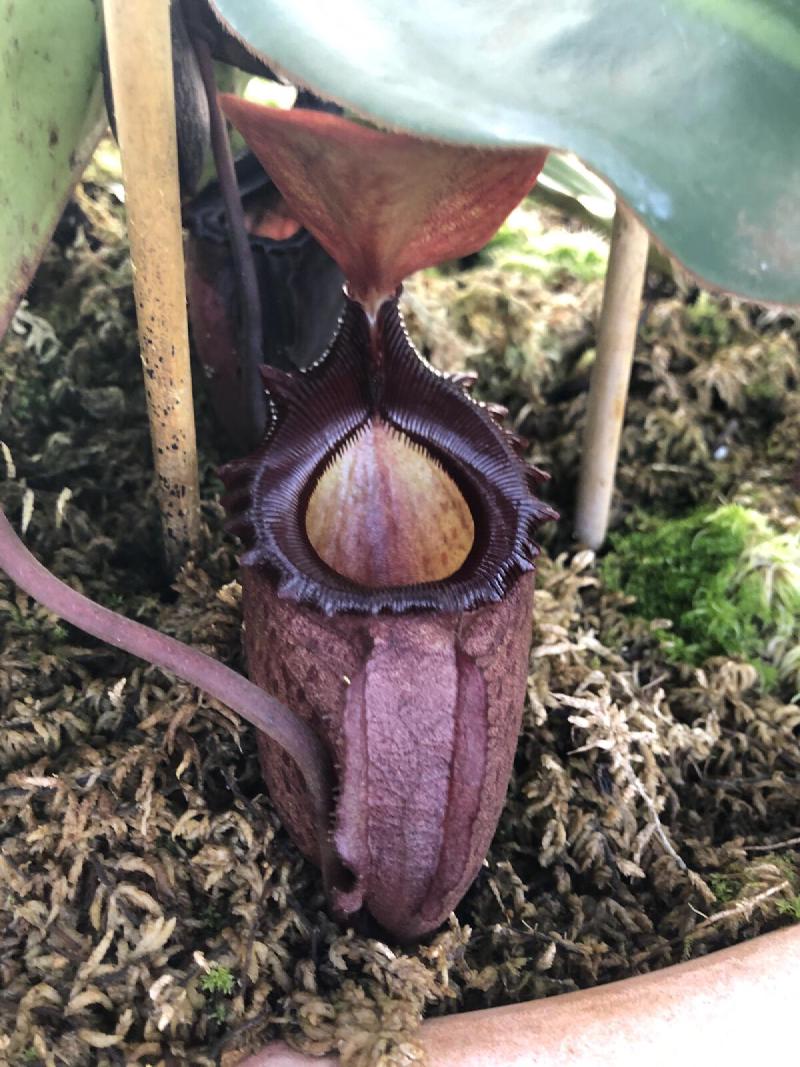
[[602, 505, 800, 688], [452, 202, 610, 283], [777, 896, 800, 921], [684, 291, 734, 346], [486, 222, 608, 283], [709, 872, 738, 903]]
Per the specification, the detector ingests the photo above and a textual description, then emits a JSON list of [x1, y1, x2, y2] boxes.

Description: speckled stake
[[103, 0, 200, 566]]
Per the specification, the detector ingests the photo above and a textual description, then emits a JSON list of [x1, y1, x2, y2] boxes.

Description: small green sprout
[[200, 963, 235, 997]]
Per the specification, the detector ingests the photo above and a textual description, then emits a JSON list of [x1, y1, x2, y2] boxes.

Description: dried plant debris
[[1, 170, 799, 1067]]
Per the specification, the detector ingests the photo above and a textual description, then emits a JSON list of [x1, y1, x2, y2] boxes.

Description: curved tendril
[[190, 27, 266, 449], [0, 508, 349, 899]]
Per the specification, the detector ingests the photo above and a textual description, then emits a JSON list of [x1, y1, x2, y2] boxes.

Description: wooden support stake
[[103, 0, 200, 567], [575, 202, 649, 550]]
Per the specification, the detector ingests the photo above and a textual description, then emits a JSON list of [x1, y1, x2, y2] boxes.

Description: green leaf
[[0, 0, 106, 340], [210, 0, 800, 305], [539, 154, 615, 222]]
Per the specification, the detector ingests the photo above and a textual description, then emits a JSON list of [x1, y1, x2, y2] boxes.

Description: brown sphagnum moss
[[1, 167, 799, 1066]]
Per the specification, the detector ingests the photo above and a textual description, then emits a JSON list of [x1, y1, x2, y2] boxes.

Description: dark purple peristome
[[222, 297, 552, 615]]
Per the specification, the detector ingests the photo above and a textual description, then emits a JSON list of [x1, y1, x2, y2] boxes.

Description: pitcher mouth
[[305, 417, 477, 588], [220, 294, 556, 617]]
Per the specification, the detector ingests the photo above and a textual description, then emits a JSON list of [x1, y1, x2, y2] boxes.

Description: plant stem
[[0, 507, 343, 900], [191, 30, 266, 448], [103, 0, 200, 567], [575, 201, 649, 549]]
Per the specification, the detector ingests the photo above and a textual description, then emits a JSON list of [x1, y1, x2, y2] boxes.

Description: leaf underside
[[0, 0, 106, 340], [210, 0, 800, 305]]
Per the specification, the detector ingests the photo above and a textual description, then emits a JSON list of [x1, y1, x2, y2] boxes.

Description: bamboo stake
[[103, 0, 200, 567], [575, 202, 649, 549]]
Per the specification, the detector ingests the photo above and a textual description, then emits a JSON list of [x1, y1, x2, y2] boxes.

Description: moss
[[601, 505, 800, 688], [685, 291, 734, 346], [776, 896, 800, 921], [472, 203, 609, 283], [709, 873, 738, 903], [489, 225, 607, 283], [3, 149, 800, 1066], [200, 965, 236, 997]]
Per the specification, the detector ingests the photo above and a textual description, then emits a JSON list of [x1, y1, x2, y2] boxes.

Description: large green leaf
[[539, 155, 614, 223], [210, 0, 800, 305], [0, 0, 106, 339]]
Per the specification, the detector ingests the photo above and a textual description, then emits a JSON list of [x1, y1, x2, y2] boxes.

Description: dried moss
[[1, 159, 799, 1066]]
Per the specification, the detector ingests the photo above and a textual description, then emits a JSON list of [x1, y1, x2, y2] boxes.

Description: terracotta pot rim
[[231, 923, 800, 1066]]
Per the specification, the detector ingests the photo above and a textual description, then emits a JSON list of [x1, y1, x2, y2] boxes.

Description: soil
[[1, 167, 799, 1067]]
